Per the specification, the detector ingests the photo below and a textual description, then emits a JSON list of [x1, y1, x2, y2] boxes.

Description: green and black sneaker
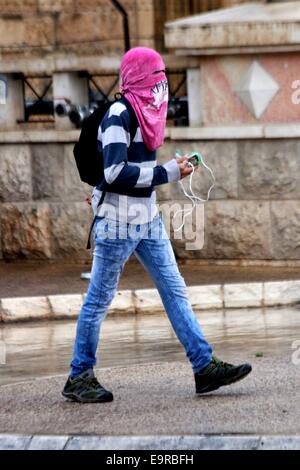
[[195, 355, 252, 394], [62, 369, 113, 403]]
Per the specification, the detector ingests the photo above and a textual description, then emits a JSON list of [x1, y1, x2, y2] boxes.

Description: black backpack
[[73, 94, 136, 249], [74, 96, 114, 187]]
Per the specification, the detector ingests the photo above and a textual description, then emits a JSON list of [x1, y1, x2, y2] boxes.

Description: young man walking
[[62, 47, 252, 403]]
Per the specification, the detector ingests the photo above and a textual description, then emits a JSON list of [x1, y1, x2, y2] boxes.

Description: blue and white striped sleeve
[[99, 103, 180, 190]]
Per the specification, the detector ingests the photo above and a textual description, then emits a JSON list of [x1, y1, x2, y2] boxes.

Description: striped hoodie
[[91, 98, 180, 224]]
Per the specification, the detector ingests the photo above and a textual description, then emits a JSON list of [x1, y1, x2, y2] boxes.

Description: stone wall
[[0, 143, 91, 260], [157, 139, 300, 260], [153, 0, 257, 50], [0, 0, 156, 60], [0, 0, 261, 58], [0, 1, 298, 263], [0, 138, 299, 261]]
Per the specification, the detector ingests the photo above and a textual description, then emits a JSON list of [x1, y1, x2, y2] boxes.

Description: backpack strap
[[86, 190, 106, 250]]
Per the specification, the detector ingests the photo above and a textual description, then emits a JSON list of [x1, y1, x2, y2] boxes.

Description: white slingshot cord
[[173, 154, 215, 232]]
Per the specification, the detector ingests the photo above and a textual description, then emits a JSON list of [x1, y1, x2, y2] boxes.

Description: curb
[[0, 434, 300, 450], [1, 280, 300, 323]]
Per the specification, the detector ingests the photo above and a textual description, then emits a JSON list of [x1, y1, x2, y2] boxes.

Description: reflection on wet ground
[[1, 306, 300, 385]]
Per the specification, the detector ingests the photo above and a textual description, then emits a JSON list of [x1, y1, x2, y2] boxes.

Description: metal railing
[[12, 68, 188, 127]]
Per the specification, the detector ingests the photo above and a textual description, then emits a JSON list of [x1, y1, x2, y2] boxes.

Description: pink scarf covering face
[[120, 47, 168, 151]]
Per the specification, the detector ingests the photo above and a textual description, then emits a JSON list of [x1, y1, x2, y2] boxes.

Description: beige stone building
[[0, 1, 258, 59], [0, 1, 299, 263]]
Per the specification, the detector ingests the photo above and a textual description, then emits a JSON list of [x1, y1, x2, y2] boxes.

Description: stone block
[[0, 145, 32, 202], [159, 199, 206, 256], [0, 202, 52, 259], [1, 296, 50, 322], [63, 144, 91, 201], [48, 294, 83, 319], [66, 436, 102, 450], [265, 124, 300, 138], [0, 434, 31, 450], [238, 141, 300, 199], [271, 201, 300, 259], [0, 16, 54, 48], [31, 144, 65, 200], [38, 0, 74, 14], [259, 436, 300, 450], [163, 199, 204, 254], [224, 283, 263, 308], [57, 11, 122, 46], [0, 222, 2, 259], [170, 200, 272, 259], [50, 202, 91, 259], [157, 141, 238, 201], [133, 288, 163, 313], [0, 0, 38, 16], [82, 290, 135, 315], [131, 39, 155, 49], [198, 436, 260, 450], [28, 435, 69, 450], [187, 285, 223, 309], [66, 435, 260, 451], [136, 3, 155, 40], [109, 290, 135, 315], [264, 280, 300, 307]]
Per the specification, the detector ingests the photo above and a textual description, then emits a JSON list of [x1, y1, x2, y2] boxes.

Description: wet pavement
[[0, 349, 300, 436], [1, 306, 300, 386], [1, 258, 300, 298]]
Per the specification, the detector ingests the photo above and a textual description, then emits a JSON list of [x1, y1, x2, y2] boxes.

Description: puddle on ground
[[1, 307, 300, 385]]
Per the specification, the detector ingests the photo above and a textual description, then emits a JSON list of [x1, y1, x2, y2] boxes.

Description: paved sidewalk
[[0, 355, 300, 437], [1, 259, 300, 322], [1, 259, 300, 299]]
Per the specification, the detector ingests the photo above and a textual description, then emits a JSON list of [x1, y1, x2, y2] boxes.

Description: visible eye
[[153, 69, 166, 74]]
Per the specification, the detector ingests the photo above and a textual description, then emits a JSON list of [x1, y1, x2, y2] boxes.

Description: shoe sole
[[62, 391, 114, 403], [196, 365, 252, 395]]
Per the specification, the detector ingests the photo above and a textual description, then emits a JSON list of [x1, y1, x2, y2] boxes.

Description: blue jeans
[[70, 214, 212, 377]]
